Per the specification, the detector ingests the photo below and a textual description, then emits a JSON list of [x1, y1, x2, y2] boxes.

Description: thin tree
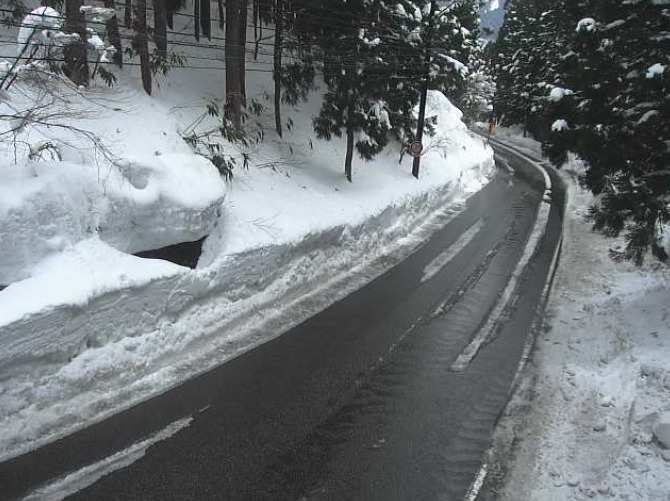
[[273, 0, 283, 137], [201, 0, 211, 40], [153, 0, 168, 58], [225, 0, 247, 128], [103, 0, 123, 66], [125, 0, 132, 27], [63, 0, 89, 86], [134, 0, 152, 94], [194, 0, 200, 41]]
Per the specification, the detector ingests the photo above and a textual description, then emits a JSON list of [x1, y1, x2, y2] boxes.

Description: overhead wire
[[0, 5, 454, 54], [0, 17, 458, 72], [0, 2, 465, 86]]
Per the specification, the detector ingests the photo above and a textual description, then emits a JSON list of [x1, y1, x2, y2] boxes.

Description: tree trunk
[[412, 0, 437, 179], [63, 0, 89, 86], [345, 124, 354, 182], [201, 0, 211, 40], [225, 0, 243, 128], [125, 0, 132, 27], [194, 0, 200, 41], [153, 0, 167, 58], [135, 0, 152, 95], [103, 0, 123, 67], [253, 0, 258, 58], [238, 0, 247, 104], [273, 0, 282, 137]]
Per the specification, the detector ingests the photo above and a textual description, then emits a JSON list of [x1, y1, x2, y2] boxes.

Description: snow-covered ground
[[488, 133, 670, 500], [0, 14, 493, 460]]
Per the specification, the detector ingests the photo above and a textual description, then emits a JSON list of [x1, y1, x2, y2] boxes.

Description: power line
[[0, 15, 458, 64], [0, 49, 427, 82], [0, 19, 460, 71], [0, 5, 453, 52]]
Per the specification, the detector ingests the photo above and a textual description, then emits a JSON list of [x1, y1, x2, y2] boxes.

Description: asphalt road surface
[[0, 139, 565, 501]]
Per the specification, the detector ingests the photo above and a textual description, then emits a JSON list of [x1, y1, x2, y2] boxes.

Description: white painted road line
[[21, 417, 193, 501], [421, 219, 485, 284], [450, 147, 553, 373], [464, 461, 489, 501]]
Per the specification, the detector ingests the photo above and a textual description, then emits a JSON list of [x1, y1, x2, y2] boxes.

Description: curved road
[[0, 140, 565, 501]]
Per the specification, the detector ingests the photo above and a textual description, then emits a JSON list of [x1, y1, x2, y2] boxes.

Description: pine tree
[[431, 0, 481, 108], [308, 0, 396, 182], [543, 0, 670, 263], [494, 0, 571, 138], [460, 38, 496, 123]]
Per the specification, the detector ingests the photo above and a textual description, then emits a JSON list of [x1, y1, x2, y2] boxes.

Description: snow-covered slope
[[0, 18, 493, 460]]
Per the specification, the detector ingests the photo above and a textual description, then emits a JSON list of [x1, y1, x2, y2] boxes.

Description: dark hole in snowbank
[[134, 236, 207, 269], [0, 285, 6, 292]]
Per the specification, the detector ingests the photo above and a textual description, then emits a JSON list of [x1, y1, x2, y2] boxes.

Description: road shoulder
[[483, 159, 670, 501]]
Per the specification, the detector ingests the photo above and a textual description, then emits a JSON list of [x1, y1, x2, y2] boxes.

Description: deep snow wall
[[0, 157, 493, 459]]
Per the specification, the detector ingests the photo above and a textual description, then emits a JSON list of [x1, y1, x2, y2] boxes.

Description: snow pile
[[0, 12, 493, 460], [198, 88, 490, 260], [493, 151, 670, 500], [0, 80, 492, 459], [0, 155, 225, 284], [0, 237, 182, 326]]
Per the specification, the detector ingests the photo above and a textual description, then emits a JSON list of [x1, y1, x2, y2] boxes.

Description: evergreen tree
[[431, 0, 481, 108], [103, 0, 123, 66], [460, 38, 496, 123], [310, 0, 393, 182], [493, 0, 572, 138], [543, 0, 670, 263]]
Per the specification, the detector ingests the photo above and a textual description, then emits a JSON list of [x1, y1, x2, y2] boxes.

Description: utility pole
[[412, 0, 438, 179]]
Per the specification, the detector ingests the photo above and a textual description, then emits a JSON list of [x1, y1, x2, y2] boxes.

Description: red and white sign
[[409, 141, 423, 158]]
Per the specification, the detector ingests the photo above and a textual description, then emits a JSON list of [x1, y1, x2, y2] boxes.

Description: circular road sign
[[409, 141, 423, 158]]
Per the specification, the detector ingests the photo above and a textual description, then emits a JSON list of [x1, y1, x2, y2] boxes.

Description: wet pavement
[[0, 142, 565, 501]]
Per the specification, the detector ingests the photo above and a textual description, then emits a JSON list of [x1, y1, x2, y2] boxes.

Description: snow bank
[[0, 91, 492, 460], [201, 89, 490, 261], [0, 237, 182, 327], [0, 16, 493, 460], [0, 155, 225, 284]]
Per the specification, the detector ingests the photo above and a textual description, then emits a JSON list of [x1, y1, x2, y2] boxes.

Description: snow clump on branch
[[548, 86, 574, 102], [576, 17, 597, 33], [17, 7, 71, 55]]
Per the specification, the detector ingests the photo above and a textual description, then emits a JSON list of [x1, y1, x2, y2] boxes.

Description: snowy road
[[0, 141, 565, 501]]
